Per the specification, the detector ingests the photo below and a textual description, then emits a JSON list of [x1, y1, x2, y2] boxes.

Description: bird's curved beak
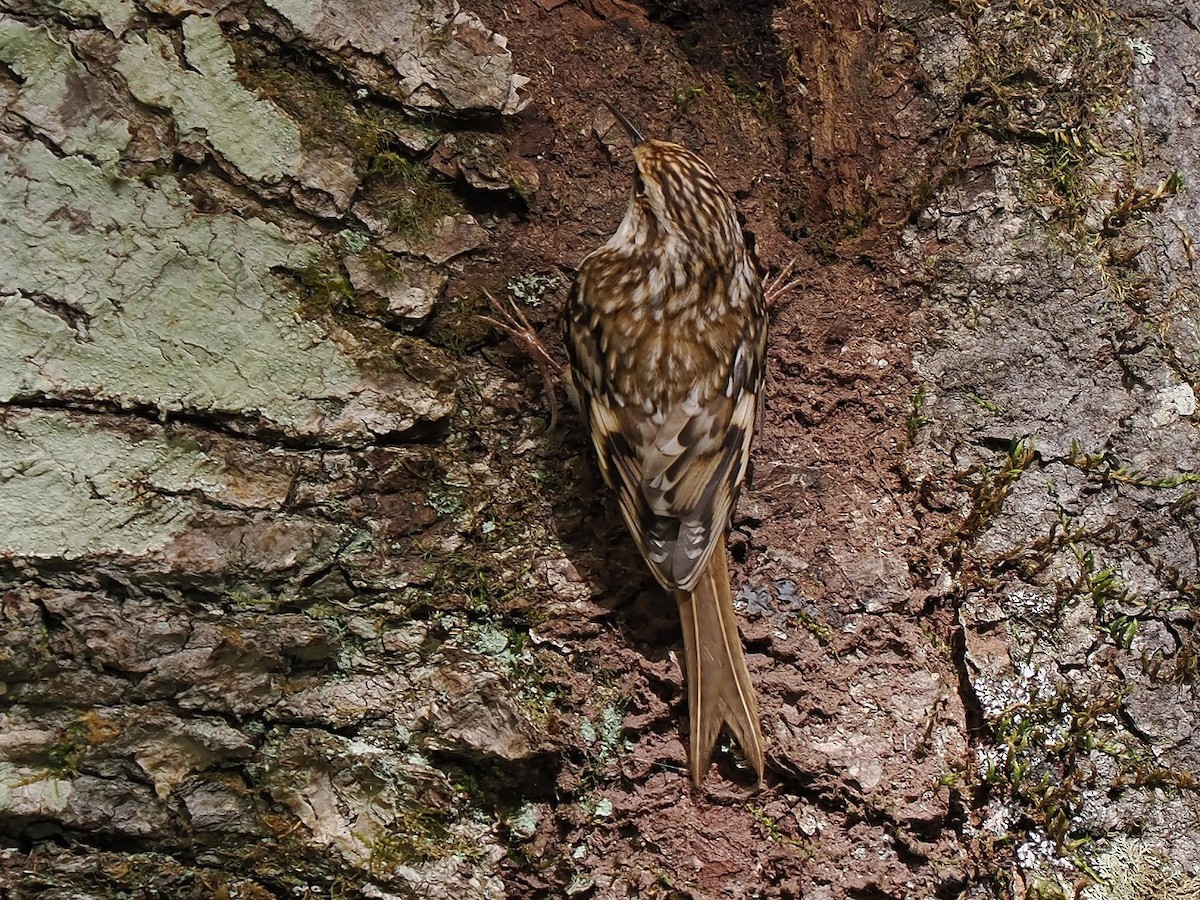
[[604, 101, 644, 146]]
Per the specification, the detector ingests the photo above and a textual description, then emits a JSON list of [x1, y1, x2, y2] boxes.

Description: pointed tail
[[675, 544, 765, 786]]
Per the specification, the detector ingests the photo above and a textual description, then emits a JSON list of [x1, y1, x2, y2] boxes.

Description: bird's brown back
[[564, 138, 766, 591]]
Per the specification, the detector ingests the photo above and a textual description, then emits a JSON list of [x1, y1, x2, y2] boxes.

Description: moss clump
[[230, 37, 460, 246], [354, 246, 411, 289], [367, 808, 477, 870], [977, 681, 1130, 852], [952, 437, 1038, 542], [423, 293, 491, 354], [671, 85, 704, 114], [412, 533, 536, 618], [934, 0, 1145, 236], [724, 72, 786, 125], [292, 255, 354, 320], [230, 36, 439, 161], [954, 0, 1133, 148], [40, 712, 118, 773], [365, 152, 460, 242]]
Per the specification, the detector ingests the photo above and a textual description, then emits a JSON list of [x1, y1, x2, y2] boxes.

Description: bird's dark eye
[[634, 173, 646, 197]]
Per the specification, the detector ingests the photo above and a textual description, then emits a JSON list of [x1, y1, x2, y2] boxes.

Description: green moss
[[906, 384, 931, 442], [1162, 634, 1200, 685], [227, 589, 284, 611], [366, 152, 460, 241], [968, 392, 1002, 414], [419, 544, 532, 617], [932, 0, 1147, 243], [983, 683, 1129, 851], [748, 803, 811, 853], [366, 807, 475, 869], [955, 0, 1132, 144], [952, 437, 1038, 541], [230, 36, 441, 162], [671, 85, 704, 115], [1029, 878, 1071, 900], [354, 246, 410, 288], [38, 714, 114, 774], [42, 739, 85, 774], [423, 293, 491, 355], [292, 255, 354, 320], [1069, 448, 1200, 490], [724, 72, 786, 125]]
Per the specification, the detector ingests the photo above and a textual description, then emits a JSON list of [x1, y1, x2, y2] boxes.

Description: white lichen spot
[[507, 273, 562, 307], [1008, 586, 1054, 619], [1126, 37, 1155, 66], [1149, 383, 1197, 427], [508, 803, 539, 840], [1016, 829, 1075, 875], [971, 661, 1056, 720], [1084, 835, 1200, 900]]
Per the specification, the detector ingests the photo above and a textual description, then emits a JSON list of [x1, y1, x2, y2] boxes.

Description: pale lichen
[[116, 16, 302, 183], [0, 19, 131, 164], [1084, 836, 1200, 900], [0, 411, 220, 559]]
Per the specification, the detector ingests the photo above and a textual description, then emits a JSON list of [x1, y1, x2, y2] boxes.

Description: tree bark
[[2, 1, 1198, 897]]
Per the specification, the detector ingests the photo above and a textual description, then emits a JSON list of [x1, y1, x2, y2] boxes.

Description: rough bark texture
[[1, 1, 1198, 898]]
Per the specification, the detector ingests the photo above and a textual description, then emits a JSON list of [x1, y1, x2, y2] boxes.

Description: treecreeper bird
[[564, 106, 768, 786]]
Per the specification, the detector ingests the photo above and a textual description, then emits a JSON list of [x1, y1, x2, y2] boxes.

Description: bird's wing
[[637, 320, 763, 591], [565, 270, 766, 592]]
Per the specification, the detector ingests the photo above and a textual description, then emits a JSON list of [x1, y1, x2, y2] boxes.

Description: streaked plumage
[[565, 112, 767, 785]]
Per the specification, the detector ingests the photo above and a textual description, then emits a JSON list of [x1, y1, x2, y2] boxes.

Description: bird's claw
[[479, 289, 563, 429]]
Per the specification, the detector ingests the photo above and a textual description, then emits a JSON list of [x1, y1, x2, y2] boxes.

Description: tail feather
[[675, 544, 765, 786]]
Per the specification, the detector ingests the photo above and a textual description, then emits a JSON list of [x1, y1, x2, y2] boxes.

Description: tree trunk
[[2, 1, 1198, 897]]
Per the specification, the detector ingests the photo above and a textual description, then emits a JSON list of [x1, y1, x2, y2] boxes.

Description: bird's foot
[[763, 257, 804, 309], [479, 289, 564, 429]]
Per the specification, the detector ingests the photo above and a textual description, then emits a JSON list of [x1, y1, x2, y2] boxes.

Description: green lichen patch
[[116, 16, 302, 183], [0, 138, 450, 441], [53, 0, 135, 34], [0, 410, 221, 560], [0, 18, 131, 164], [1083, 835, 1200, 900]]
